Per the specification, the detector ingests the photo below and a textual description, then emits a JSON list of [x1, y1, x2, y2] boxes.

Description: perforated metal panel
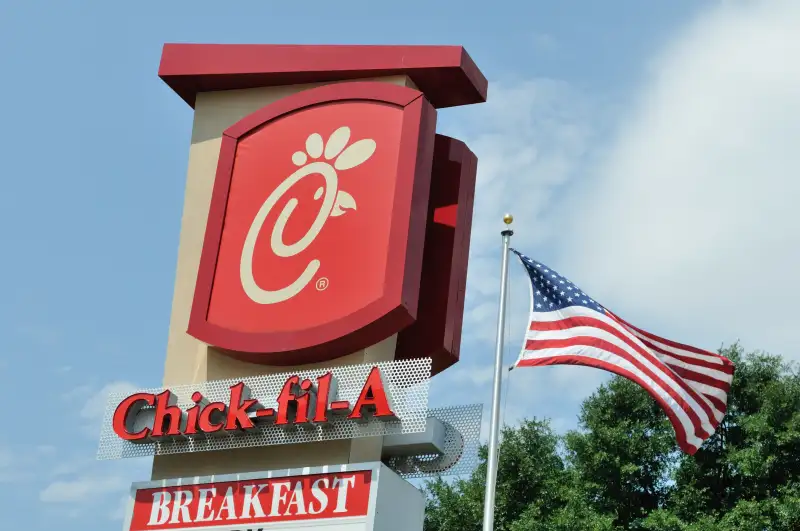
[[96, 358, 431, 460], [384, 404, 482, 478]]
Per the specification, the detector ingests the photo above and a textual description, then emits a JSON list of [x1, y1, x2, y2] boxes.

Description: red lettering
[[224, 382, 257, 431], [178, 392, 227, 436], [112, 367, 397, 443], [275, 376, 299, 425], [348, 368, 395, 420], [293, 379, 314, 424], [151, 390, 185, 438], [313, 373, 333, 423], [183, 392, 205, 436], [199, 403, 227, 433], [112, 393, 155, 441], [184, 407, 200, 435]]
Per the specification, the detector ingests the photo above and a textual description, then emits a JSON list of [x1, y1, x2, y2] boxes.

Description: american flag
[[512, 249, 735, 455]]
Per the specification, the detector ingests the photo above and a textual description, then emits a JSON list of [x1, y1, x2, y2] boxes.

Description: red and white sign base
[[122, 462, 423, 531]]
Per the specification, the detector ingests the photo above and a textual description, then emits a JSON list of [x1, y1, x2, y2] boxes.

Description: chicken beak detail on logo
[[188, 82, 438, 365]]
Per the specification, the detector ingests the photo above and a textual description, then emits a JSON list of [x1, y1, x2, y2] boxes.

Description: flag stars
[[520, 253, 606, 316]]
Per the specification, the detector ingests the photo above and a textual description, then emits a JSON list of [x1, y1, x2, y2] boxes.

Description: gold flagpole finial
[[503, 213, 514, 225]]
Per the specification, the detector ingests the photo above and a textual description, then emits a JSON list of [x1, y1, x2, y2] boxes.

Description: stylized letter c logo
[[240, 162, 339, 305]]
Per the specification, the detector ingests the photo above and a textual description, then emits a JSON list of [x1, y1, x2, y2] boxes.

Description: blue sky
[[3, 0, 800, 528]]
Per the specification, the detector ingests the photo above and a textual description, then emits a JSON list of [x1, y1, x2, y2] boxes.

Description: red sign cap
[[158, 43, 487, 109]]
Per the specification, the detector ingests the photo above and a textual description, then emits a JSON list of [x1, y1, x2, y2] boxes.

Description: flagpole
[[482, 213, 514, 531]]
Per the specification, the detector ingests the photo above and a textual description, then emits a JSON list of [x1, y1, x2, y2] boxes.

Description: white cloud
[[432, 81, 605, 430], [52, 380, 138, 441], [558, 0, 800, 361], [434, 361, 610, 442], [38, 455, 151, 520], [451, 79, 595, 262], [444, 364, 495, 388], [61, 384, 92, 401], [109, 494, 131, 521], [40, 475, 129, 503], [50, 456, 96, 478], [79, 380, 139, 422], [500, 365, 608, 430], [434, 0, 800, 439], [32, 380, 151, 519], [443, 78, 596, 351]]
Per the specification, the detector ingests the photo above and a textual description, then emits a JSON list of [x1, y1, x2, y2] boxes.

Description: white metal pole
[[481, 214, 513, 531]]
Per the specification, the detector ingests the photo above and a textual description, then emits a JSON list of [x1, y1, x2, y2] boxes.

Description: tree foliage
[[424, 345, 800, 530]]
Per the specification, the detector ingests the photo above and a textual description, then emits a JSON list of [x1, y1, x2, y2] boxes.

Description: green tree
[[669, 346, 800, 523], [563, 376, 678, 528], [423, 346, 800, 530], [425, 419, 584, 531]]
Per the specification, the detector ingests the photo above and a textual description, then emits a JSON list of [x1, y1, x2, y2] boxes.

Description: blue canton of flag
[[516, 252, 605, 314]]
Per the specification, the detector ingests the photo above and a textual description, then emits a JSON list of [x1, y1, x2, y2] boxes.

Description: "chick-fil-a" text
[[112, 367, 395, 442]]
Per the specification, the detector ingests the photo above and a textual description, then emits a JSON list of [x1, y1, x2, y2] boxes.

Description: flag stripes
[[512, 250, 734, 454]]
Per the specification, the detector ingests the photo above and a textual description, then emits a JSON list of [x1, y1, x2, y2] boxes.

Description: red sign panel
[[129, 470, 371, 530], [188, 82, 437, 364], [396, 135, 477, 374]]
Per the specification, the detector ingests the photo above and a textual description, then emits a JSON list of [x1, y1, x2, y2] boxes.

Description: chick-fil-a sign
[[113, 367, 395, 443], [187, 82, 436, 365], [128, 470, 371, 530]]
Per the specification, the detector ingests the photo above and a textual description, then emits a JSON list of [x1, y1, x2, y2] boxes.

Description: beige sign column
[[152, 76, 417, 481]]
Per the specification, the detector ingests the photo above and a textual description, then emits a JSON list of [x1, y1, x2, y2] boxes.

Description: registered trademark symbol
[[316, 277, 329, 291]]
